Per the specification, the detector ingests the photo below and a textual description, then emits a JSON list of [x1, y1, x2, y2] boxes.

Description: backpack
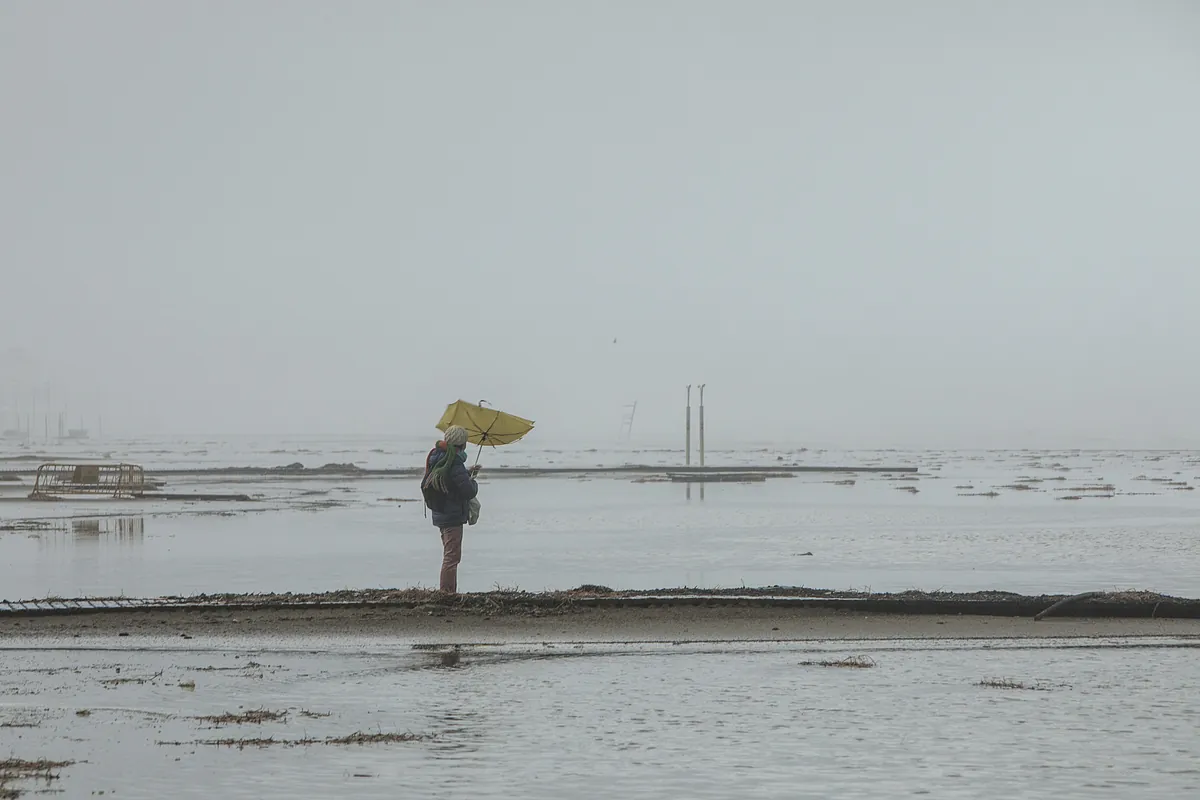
[[421, 449, 448, 513]]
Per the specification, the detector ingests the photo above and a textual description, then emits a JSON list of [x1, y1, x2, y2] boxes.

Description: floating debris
[[667, 472, 773, 483], [977, 678, 1056, 691], [328, 731, 429, 745], [157, 731, 432, 750], [798, 655, 876, 668], [0, 520, 54, 533], [297, 499, 346, 511], [196, 708, 287, 726], [0, 716, 39, 729], [100, 670, 163, 687], [0, 759, 74, 797]]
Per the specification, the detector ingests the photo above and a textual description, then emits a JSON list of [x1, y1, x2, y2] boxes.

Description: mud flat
[[2, 587, 1199, 642]]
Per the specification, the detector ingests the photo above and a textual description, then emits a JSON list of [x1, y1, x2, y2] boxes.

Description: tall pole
[[685, 385, 692, 466], [619, 401, 637, 440], [698, 384, 706, 467]]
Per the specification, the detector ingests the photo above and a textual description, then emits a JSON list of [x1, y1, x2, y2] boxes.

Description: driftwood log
[[1034, 591, 1104, 621]]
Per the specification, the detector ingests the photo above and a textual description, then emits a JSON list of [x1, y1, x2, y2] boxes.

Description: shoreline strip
[[2, 588, 1197, 620]]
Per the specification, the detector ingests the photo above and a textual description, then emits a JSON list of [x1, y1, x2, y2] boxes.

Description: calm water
[[3, 439, 1200, 599], [2, 636, 1198, 799]]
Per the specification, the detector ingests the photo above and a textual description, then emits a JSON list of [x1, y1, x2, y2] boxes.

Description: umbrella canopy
[[436, 400, 535, 447]]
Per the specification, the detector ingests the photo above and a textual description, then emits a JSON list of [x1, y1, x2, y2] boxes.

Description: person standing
[[422, 425, 480, 593]]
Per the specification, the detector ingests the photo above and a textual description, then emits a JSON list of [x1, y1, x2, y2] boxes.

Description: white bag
[[467, 497, 481, 526]]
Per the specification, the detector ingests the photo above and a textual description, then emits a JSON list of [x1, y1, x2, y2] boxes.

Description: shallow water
[[0, 434, 937, 471], [3, 443, 1200, 599], [2, 636, 1198, 798], [5, 443, 1198, 799]]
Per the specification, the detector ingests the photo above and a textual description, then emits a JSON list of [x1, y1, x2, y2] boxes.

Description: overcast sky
[[3, 1, 1199, 448]]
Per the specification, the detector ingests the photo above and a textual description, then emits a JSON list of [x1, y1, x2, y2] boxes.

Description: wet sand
[[4, 604, 1199, 643]]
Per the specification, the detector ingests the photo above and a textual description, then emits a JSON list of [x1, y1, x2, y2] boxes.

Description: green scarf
[[428, 445, 466, 493]]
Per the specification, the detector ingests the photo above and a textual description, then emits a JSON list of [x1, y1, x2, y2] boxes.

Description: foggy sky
[[3, 1, 1199, 448]]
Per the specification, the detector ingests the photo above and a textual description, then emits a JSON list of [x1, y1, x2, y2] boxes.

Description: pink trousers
[[439, 526, 463, 593]]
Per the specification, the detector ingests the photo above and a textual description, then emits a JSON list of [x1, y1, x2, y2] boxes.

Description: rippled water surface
[[3, 440, 1200, 599], [2, 637, 1198, 798]]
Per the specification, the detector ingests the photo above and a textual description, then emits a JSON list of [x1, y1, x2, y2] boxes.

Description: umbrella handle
[[474, 397, 489, 467]]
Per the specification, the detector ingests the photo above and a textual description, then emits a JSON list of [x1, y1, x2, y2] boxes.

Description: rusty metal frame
[[28, 463, 146, 499]]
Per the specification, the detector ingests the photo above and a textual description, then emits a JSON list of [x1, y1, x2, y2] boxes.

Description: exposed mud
[[156, 731, 432, 749], [798, 655, 877, 668], [196, 708, 288, 726], [4, 588, 1200, 643], [5, 586, 1198, 619], [0, 759, 73, 799], [0, 520, 52, 533], [977, 678, 1059, 691]]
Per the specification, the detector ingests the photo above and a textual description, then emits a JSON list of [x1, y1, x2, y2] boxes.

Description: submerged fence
[[29, 463, 146, 499]]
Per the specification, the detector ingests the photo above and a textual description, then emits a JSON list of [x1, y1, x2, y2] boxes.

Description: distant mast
[[67, 416, 89, 440]]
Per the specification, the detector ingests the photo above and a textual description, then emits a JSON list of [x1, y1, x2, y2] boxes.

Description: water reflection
[[407, 648, 465, 671], [74, 516, 144, 542], [36, 516, 145, 550], [685, 483, 706, 503], [427, 706, 487, 761], [413, 649, 489, 764]]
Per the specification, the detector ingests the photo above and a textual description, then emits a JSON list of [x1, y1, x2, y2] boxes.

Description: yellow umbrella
[[436, 400, 535, 460]]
